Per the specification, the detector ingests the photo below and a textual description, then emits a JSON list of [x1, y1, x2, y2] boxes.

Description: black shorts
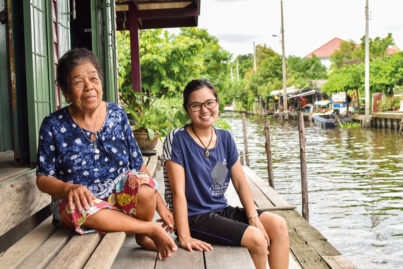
[[187, 206, 261, 246]]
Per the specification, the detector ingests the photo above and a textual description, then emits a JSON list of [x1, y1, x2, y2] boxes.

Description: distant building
[[304, 37, 400, 69]]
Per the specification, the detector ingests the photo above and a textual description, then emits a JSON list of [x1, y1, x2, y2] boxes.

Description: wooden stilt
[[241, 113, 250, 167], [298, 112, 309, 222], [264, 119, 274, 188]]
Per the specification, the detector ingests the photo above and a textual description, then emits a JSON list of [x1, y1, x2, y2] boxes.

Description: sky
[[194, 0, 403, 58]]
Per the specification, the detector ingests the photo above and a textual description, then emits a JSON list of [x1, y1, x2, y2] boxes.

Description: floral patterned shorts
[[56, 170, 158, 234]]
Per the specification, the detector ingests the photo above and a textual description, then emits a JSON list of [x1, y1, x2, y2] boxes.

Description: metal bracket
[[0, 8, 7, 24]]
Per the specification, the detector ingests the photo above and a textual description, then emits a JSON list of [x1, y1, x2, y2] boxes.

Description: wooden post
[[240, 150, 245, 165], [241, 113, 250, 167], [400, 117, 403, 134], [298, 112, 309, 222], [264, 119, 274, 188]]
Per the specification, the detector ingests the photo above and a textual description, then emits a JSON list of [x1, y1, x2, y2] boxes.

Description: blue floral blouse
[[36, 102, 143, 199]]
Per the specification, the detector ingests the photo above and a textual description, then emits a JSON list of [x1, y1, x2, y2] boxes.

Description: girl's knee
[[241, 226, 267, 251], [261, 213, 288, 239]]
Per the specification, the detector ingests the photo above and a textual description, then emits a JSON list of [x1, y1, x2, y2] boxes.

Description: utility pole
[[230, 66, 233, 82], [364, 0, 370, 127], [281, 0, 288, 119], [253, 41, 257, 71]]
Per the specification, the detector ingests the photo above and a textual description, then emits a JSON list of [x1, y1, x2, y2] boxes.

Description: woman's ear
[[61, 88, 71, 102]]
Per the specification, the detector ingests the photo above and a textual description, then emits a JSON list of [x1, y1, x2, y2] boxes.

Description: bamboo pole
[[264, 119, 274, 188], [241, 113, 250, 167], [298, 112, 309, 222]]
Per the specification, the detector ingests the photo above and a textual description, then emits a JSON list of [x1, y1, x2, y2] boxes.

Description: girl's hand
[[249, 216, 270, 253], [66, 184, 96, 212], [179, 235, 213, 252]]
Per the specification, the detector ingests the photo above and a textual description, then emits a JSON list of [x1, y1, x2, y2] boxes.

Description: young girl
[[163, 79, 289, 268]]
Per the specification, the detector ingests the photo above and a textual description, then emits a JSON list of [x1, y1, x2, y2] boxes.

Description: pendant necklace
[[191, 124, 213, 157], [78, 110, 100, 155]]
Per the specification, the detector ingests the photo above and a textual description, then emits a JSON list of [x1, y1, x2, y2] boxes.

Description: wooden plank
[[372, 112, 403, 119], [322, 256, 358, 269], [276, 210, 340, 258], [245, 175, 274, 209], [111, 234, 157, 268], [205, 245, 254, 268], [46, 233, 101, 269], [84, 232, 126, 269], [146, 155, 159, 177], [289, 252, 303, 269], [0, 171, 51, 236], [18, 228, 72, 269], [243, 166, 295, 209], [0, 217, 55, 268], [143, 156, 150, 165], [155, 247, 204, 269]]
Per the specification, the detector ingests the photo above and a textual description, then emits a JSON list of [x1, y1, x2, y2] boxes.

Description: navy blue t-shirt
[[163, 126, 239, 216]]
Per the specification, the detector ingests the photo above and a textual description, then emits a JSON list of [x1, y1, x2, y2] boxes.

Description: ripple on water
[[221, 113, 403, 269]]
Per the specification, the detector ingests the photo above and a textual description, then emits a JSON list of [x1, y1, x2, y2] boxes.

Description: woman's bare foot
[[135, 234, 157, 251], [148, 224, 177, 260]]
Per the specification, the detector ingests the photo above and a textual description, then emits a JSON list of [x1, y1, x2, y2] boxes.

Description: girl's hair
[[183, 79, 217, 109], [56, 48, 103, 93]]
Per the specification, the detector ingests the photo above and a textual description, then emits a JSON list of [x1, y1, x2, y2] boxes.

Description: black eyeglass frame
[[186, 98, 219, 112]]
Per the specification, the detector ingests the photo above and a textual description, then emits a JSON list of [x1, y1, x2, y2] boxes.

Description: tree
[[287, 55, 327, 83], [330, 33, 395, 69], [117, 28, 231, 104]]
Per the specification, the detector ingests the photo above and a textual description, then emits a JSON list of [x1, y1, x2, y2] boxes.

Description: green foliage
[[330, 33, 395, 69], [117, 28, 231, 101], [377, 96, 401, 112], [341, 122, 362, 128], [287, 55, 327, 81], [324, 51, 403, 96]]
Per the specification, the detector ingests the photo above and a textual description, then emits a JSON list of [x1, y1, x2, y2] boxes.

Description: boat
[[313, 113, 353, 128]]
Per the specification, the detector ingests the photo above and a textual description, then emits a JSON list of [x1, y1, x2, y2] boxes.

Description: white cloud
[[197, 0, 403, 58]]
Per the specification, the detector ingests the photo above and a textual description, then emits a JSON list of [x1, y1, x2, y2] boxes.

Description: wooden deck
[[0, 141, 357, 268], [111, 163, 356, 268]]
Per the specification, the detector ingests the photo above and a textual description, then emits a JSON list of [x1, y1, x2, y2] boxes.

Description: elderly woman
[[164, 79, 289, 269], [36, 48, 176, 260]]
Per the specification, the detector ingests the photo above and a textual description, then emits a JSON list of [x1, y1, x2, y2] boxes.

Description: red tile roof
[[305, 37, 400, 58], [305, 37, 345, 58]]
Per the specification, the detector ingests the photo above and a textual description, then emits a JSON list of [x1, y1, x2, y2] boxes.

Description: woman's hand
[[156, 197, 175, 233], [249, 216, 270, 252], [179, 235, 213, 252], [66, 184, 96, 212]]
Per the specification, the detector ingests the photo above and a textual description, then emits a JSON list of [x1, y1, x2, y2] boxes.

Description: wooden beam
[[129, 2, 142, 92], [18, 228, 72, 268], [0, 170, 51, 236], [47, 233, 101, 269], [137, 4, 198, 18], [84, 232, 126, 269], [0, 217, 56, 268]]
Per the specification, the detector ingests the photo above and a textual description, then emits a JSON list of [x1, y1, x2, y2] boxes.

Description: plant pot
[[133, 129, 158, 155]]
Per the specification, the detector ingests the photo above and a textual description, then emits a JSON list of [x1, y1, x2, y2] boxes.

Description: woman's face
[[186, 87, 219, 129], [65, 61, 103, 112]]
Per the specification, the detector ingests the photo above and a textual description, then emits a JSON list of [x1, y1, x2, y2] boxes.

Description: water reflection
[[222, 112, 403, 269]]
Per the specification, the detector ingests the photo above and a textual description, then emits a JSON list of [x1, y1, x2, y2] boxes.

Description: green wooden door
[[23, 0, 55, 163], [0, 0, 13, 151], [54, 0, 71, 108], [91, 0, 117, 103]]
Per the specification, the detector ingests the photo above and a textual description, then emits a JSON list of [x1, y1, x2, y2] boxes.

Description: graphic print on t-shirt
[[210, 161, 229, 197]]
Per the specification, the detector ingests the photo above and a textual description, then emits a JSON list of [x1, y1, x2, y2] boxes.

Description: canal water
[[221, 112, 403, 269]]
